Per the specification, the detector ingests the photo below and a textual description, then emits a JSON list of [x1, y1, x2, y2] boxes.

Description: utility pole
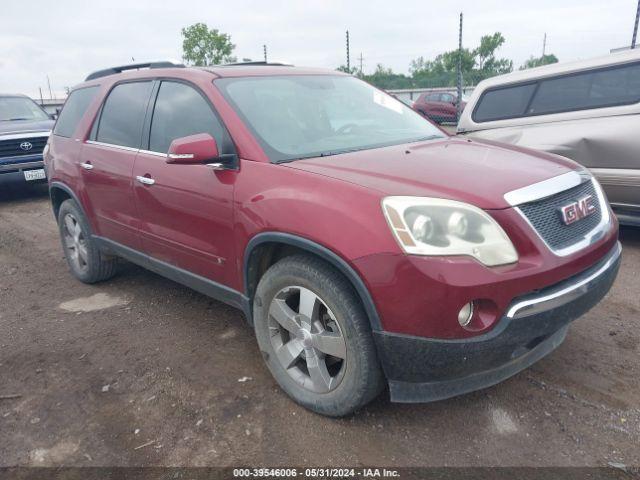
[[542, 33, 547, 56], [346, 30, 350, 72], [39, 87, 43, 105], [456, 13, 463, 122], [263, 44, 268, 62], [633, 0, 640, 49], [46, 75, 53, 100], [358, 52, 363, 76]]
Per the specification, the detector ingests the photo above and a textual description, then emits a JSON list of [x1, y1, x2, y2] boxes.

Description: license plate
[[23, 169, 46, 181]]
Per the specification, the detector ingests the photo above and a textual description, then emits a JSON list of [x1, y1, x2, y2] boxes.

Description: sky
[[1, 0, 638, 98]]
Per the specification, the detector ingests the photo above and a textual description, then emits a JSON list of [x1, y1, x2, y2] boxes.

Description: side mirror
[[166, 133, 235, 170]]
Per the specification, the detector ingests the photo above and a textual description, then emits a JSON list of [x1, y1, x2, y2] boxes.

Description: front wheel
[[253, 255, 384, 416]]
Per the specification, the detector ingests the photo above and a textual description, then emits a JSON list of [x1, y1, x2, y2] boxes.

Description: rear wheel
[[57, 199, 118, 283], [253, 254, 384, 416]]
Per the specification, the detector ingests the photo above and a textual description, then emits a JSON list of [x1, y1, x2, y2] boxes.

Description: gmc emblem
[[560, 195, 597, 225]]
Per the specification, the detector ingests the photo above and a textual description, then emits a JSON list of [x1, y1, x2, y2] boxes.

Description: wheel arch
[[49, 182, 94, 231], [243, 232, 382, 331]]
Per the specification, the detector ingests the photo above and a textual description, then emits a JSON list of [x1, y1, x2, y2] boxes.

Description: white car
[[457, 49, 640, 226]]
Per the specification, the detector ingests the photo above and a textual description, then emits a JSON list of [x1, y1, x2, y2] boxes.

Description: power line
[[345, 30, 350, 71], [456, 12, 463, 121], [46, 75, 53, 100], [633, 0, 640, 49]]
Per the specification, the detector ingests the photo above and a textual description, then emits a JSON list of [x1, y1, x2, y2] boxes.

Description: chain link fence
[[386, 69, 490, 126]]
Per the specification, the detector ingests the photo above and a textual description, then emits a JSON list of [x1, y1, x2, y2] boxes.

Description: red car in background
[[412, 91, 467, 123], [46, 62, 619, 416]]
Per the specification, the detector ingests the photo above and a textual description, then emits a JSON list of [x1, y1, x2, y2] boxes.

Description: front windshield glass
[[216, 75, 445, 162], [0, 96, 50, 122]]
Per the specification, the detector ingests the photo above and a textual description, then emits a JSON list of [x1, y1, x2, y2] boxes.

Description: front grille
[[0, 136, 48, 160], [518, 180, 602, 251]]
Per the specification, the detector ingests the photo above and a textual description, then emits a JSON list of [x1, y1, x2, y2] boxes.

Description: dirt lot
[[0, 183, 638, 468]]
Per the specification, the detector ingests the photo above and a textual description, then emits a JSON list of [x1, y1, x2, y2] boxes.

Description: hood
[[0, 119, 54, 136], [284, 137, 579, 210]]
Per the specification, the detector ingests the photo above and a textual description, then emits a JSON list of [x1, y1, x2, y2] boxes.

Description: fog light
[[458, 302, 474, 327]]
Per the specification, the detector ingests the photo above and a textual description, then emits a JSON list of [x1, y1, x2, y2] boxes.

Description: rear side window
[[149, 81, 225, 153], [53, 86, 98, 138], [528, 62, 640, 115], [473, 83, 536, 122], [96, 81, 153, 148], [473, 61, 640, 122]]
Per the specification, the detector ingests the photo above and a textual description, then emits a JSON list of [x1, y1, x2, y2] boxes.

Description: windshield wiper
[[3, 117, 32, 121], [412, 134, 445, 142]]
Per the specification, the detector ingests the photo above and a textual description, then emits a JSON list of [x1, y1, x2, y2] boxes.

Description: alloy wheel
[[268, 286, 347, 393], [62, 213, 89, 274]]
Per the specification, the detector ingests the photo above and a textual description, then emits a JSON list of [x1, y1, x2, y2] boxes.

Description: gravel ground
[[0, 183, 638, 468]]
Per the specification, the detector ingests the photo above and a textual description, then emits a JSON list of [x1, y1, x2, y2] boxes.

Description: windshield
[[216, 75, 445, 162], [0, 96, 50, 122]]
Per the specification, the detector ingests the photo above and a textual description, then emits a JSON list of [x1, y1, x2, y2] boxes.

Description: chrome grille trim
[[514, 178, 612, 257], [0, 131, 51, 141], [507, 241, 621, 319], [504, 170, 590, 207]]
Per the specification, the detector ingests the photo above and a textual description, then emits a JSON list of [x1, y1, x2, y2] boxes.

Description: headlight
[[382, 196, 518, 266]]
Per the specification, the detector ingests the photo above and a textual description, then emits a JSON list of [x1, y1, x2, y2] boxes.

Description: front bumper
[[0, 155, 46, 183], [374, 241, 621, 403]]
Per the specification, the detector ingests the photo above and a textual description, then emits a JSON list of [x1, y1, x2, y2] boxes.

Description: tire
[[57, 199, 118, 284], [253, 254, 384, 416]]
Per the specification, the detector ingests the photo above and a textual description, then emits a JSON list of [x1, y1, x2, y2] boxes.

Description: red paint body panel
[[132, 152, 237, 287], [80, 142, 140, 249], [46, 65, 619, 343], [285, 137, 577, 209], [354, 209, 618, 338]]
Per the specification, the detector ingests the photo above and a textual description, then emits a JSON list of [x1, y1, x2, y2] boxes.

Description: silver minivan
[[458, 49, 640, 226]]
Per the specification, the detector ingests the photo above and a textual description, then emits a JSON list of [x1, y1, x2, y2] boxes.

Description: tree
[[475, 33, 505, 70], [408, 32, 513, 88], [336, 65, 358, 75], [520, 54, 559, 70], [181, 23, 236, 66], [362, 64, 412, 89]]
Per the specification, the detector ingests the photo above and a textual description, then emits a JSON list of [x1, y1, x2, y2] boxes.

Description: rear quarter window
[[472, 83, 537, 122], [53, 86, 99, 138]]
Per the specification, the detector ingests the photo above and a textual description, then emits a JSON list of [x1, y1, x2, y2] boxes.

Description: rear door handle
[[136, 175, 155, 185], [80, 162, 93, 170]]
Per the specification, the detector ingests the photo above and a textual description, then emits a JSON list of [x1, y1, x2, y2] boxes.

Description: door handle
[[136, 175, 155, 185], [80, 162, 93, 170]]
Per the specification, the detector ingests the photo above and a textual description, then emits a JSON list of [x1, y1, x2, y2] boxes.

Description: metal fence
[[386, 85, 477, 125], [386, 86, 476, 105]]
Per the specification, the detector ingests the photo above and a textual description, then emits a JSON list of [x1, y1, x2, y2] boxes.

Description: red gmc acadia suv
[[45, 61, 621, 416]]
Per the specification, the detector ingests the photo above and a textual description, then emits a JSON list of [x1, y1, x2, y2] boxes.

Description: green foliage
[[362, 64, 412, 89], [336, 65, 359, 75], [181, 23, 236, 66], [520, 54, 559, 70], [345, 31, 513, 90]]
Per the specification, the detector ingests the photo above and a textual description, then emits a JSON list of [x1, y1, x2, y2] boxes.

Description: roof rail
[[218, 61, 293, 67], [85, 61, 185, 81]]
